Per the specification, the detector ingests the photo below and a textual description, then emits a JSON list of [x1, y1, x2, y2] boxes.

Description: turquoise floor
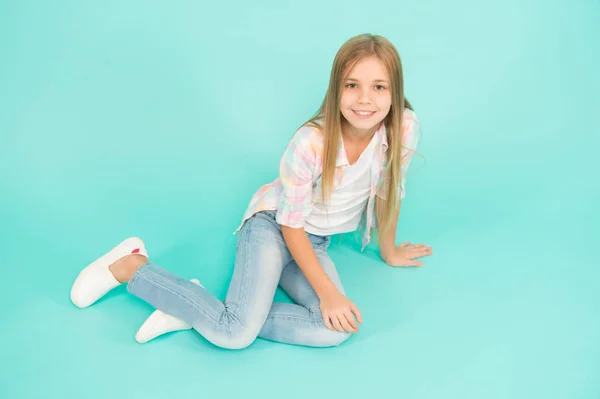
[[1, 1, 598, 398]]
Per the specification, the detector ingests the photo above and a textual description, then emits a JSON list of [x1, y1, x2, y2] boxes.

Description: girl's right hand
[[319, 290, 363, 333]]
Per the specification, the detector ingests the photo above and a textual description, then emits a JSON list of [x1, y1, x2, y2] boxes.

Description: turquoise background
[[1, 0, 598, 398]]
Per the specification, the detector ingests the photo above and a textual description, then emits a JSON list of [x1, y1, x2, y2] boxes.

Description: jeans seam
[[128, 269, 138, 292], [134, 266, 222, 325], [265, 314, 321, 324], [128, 262, 148, 293], [235, 216, 256, 332]]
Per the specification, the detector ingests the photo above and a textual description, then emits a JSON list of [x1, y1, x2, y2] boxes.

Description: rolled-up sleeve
[[276, 126, 317, 228], [377, 114, 421, 201]]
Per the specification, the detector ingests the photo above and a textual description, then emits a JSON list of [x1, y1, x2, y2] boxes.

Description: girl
[[70, 33, 433, 349]]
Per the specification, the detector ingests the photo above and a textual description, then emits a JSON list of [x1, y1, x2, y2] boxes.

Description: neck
[[341, 119, 380, 145]]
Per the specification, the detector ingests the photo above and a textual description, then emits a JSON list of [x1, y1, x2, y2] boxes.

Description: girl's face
[[339, 56, 392, 137]]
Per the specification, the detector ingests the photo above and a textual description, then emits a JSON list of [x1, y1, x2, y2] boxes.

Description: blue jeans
[[127, 210, 351, 349]]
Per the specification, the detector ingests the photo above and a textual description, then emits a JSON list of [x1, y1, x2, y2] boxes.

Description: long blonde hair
[[303, 33, 415, 234]]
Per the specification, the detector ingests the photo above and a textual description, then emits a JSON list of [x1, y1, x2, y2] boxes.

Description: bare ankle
[[109, 254, 148, 283]]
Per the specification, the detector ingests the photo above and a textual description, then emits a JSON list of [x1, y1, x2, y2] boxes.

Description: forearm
[[281, 225, 338, 298], [378, 227, 397, 263], [375, 196, 401, 263]]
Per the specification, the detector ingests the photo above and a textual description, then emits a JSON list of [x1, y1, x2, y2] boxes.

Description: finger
[[399, 241, 411, 247], [409, 244, 432, 252], [411, 244, 431, 251], [397, 259, 423, 267], [331, 313, 345, 332], [350, 303, 363, 324], [343, 312, 359, 332], [322, 311, 334, 330], [414, 249, 433, 257], [408, 248, 433, 257], [408, 247, 430, 255], [339, 313, 357, 333]]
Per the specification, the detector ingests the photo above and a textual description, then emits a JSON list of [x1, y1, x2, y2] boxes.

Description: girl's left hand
[[384, 242, 433, 267]]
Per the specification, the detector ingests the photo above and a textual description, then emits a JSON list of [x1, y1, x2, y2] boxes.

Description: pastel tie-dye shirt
[[235, 108, 420, 251]]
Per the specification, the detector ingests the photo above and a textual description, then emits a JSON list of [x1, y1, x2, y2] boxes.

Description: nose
[[358, 87, 371, 104]]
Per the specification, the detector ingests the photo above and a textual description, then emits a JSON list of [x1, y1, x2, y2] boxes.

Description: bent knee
[[308, 309, 352, 347], [222, 335, 256, 350], [319, 328, 351, 347], [202, 323, 260, 350], [311, 319, 352, 347]]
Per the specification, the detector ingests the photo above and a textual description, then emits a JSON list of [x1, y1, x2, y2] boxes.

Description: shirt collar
[[336, 122, 388, 167]]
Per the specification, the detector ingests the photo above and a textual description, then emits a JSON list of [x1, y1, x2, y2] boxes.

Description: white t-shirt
[[304, 134, 377, 236]]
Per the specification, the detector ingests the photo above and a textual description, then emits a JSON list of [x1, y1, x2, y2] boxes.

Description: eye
[[375, 85, 387, 90], [346, 83, 357, 88]]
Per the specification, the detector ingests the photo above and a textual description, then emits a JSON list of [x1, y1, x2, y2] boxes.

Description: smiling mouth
[[353, 110, 376, 117]]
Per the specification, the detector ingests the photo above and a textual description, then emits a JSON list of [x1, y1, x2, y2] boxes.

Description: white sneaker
[[135, 278, 201, 343], [70, 237, 148, 308]]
